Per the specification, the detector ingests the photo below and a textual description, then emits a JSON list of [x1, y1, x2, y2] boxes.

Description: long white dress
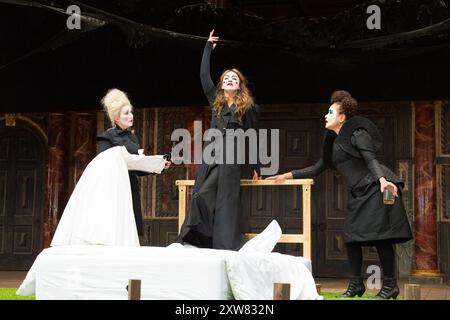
[[50, 146, 166, 247]]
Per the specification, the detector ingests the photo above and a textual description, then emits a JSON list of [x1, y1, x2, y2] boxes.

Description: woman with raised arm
[[177, 30, 261, 250], [267, 91, 412, 299]]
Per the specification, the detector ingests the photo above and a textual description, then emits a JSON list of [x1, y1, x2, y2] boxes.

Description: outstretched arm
[[291, 158, 327, 179], [200, 30, 219, 105], [266, 158, 326, 183]]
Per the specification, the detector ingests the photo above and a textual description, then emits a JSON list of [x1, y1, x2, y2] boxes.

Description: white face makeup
[[115, 105, 133, 129], [324, 103, 341, 130], [221, 71, 240, 91]]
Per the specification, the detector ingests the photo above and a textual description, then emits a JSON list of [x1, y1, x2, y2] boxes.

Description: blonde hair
[[213, 68, 254, 123], [101, 88, 133, 127]]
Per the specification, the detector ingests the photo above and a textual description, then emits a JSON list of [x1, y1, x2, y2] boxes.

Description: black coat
[[195, 41, 261, 189], [177, 41, 261, 250], [97, 127, 148, 236], [292, 116, 413, 244]]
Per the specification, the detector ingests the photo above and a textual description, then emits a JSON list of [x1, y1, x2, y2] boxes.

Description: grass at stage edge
[[0, 288, 400, 300], [0, 288, 35, 300], [321, 291, 402, 300]]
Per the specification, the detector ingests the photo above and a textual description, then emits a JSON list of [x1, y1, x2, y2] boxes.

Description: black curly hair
[[338, 96, 358, 119], [330, 90, 352, 104]]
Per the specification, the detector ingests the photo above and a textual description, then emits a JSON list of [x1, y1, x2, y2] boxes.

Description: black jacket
[[291, 116, 412, 244]]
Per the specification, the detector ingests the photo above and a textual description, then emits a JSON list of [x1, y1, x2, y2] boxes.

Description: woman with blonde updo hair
[[97, 88, 171, 242], [177, 30, 261, 251], [51, 89, 170, 247], [101, 88, 133, 127]]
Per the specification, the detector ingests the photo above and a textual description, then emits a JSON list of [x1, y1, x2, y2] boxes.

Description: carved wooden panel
[[0, 124, 44, 270], [0, 138, 9, 161], [13, 226, 32, 254], [156, 108, 187, 217], [17, 138, 37, 161], [439, 222, 450, 281], [286, 131, 310, 158], [72, 113, 97, 185], [283, 186, 302, 218], [330, 172, 347, 216], [394, 110, 412, 159], [443, 166, 450, 220], [147, 219, 178, 247], [135, 109, 155, 219], [442, 102, 450, 154], [370, 116, 395, 169], [0, 170, 6, 217], [0, 226, 3, 254], [14, 169, 36, 216], [326, 230, 347, 261], [246, 186, 273, 218], [396, 160, 414, 278]]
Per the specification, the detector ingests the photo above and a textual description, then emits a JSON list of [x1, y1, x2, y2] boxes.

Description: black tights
[[346, 241, 395, 278]]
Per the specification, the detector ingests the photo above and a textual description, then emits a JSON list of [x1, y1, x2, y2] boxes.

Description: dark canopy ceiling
[[0, 0, 449, 112]]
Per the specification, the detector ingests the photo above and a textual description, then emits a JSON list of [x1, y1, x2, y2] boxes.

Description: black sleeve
[[351, 129, 384, 180], [200, 41, 216, 105], [291, 158, 327, 179]]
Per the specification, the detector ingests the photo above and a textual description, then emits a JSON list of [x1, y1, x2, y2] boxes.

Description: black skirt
[[178, 163, 246, 250], [344, 181, 413, 245]]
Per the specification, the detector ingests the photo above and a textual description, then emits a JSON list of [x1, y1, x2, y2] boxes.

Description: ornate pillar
[[184, 107, 209, 180], [42, 114, 69, 248], [412, 101, 442, 282], [72, 113, 97, 186]]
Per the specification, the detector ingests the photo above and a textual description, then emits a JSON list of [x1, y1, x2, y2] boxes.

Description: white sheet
[[239, 220, 282, 253], [18, 245, 232, 300], [17, 245, 319, 300], [51, 146, 166, 247], [226, 252, 317, 300]]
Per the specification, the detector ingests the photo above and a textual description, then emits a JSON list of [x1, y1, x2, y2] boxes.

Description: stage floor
[[1, 272, 449, 300]]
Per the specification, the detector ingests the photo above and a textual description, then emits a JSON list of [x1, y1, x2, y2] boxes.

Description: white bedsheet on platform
[[17, 245, 320, 300]]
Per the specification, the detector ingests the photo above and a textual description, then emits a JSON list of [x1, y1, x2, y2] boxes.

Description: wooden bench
[[175, 179, 314, 260]]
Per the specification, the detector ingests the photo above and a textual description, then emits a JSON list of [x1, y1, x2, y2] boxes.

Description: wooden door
[[0, 125, 45, 270]]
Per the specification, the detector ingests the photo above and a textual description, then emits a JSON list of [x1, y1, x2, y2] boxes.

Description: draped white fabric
[[50, 146, 166, 247], [18, 220, 321, 300], [16, 245, 320, 300]]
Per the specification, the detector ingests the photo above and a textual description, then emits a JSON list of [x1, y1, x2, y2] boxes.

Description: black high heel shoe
[[338, 276, 366, 298], [373, 277, 400, 299]]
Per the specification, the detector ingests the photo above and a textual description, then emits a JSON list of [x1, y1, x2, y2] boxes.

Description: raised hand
[[252, 170, 261, 180], [208, 29, 219, 49]]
